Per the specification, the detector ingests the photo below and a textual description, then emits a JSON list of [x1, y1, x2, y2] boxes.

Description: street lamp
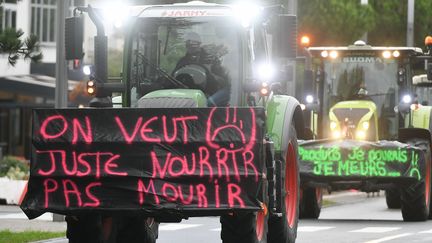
[[407, 0, 415, 46], [360, 0, 368, 43]]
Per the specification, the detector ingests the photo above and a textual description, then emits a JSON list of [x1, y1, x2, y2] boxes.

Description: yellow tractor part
[[329, 100, 378, 141]]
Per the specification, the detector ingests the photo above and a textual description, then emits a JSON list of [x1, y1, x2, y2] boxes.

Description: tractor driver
[[173, 32, 231, 107]]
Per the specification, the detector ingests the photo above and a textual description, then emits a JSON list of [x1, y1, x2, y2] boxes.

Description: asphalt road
[[3, 191, 432, 243], [154, 192, 432, 243]]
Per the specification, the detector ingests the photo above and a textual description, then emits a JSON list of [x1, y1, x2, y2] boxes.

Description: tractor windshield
[[414, 85, 432, 106], [324, 57, 398, 112], [321, 56, 400, 139], [127, 16, 240, 106]]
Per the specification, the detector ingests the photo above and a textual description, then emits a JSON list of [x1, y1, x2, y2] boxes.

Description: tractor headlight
[[306, 95, 314, 104], [329, 51, 338, 59], [356, 130, 366, 140], [332, 130, 341, 139], [260, 82, 269, 96], [257, 63, 275, 81], [102, 2, 130, 28], [321, 51, 329, 58], [83, 65, 92, 76], [330, 121, 338, 130], [402, 94, 412, 104], [233, 2, 262, 28], [362, 121, 369, 130], [382, 50, 392, 59]]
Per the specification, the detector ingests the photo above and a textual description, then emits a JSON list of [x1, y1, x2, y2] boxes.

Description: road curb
[[31, 237, 67, 243], [322, 190, 383, 208]]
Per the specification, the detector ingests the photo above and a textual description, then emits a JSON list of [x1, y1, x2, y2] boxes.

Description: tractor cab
[[413, 74, 432, 105], [115, 2, 291, 109], [307, 41, 424, 141], [125, 6, 240, 108], [408, 74, 432, 129]]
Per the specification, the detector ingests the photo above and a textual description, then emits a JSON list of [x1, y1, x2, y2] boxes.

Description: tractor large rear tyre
[[221, 212, 268, 243], [385, 188, 401, 209], [66, 215, 103, 243], [66, 215, 158, 243], [401, 139, 431, 221], [115, 216, 158, 243], [267, 125, 299, 243], [300, 187, 322, 219]]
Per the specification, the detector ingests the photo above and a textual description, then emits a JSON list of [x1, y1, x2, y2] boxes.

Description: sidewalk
[[0, 205, 66, 232]]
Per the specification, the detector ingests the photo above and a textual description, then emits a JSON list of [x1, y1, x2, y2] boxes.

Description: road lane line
[[350, 227, 400, 233], [363, 233, 412, 243], [31, 237, 67, 243], [159, 223, 201, 231], [419, 229, 432, 234], [298, 226, 335, 232], [210, 227, 221, 232], [0, 212, 52, 221]]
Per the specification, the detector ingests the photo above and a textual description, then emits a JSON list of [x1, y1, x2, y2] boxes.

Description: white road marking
[[31, 238, 67, 243], [0, 212, 53, 221], [350, 227, 400, 233], [363, 233, 412, 243], [210, 227, 221, 232], [419, 229, 432, 234], [159, 223, 201, 231], [298, 226, 335, 232]]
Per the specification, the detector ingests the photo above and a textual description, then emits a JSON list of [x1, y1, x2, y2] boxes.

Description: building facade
[[0, 0, 85, 158]]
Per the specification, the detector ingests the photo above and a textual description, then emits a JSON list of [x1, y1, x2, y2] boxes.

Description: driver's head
[[357, 87, 368, 96], [185, 32, 201, 54]]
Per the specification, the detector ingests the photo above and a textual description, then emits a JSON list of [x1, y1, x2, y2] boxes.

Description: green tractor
[[298, 40, 432, 221], [21, 2, 305, 243]]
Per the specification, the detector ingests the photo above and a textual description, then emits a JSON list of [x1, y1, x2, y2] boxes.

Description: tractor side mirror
[[304, 70, 314, 94], [272, 14, 297, 59], [427, 62, 432, 81], [65, 16, 84, 60]]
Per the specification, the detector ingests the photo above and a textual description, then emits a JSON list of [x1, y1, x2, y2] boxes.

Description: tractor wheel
[[401, 139, 431, 221], [66, 215, 158, 243], [300, 187, 323, 219], [385, 188, 401, 209], [268, 125, 299, 243], [66, 215, 103, 243], [220, 210, 268, 243], [116, 216, 158, 243]]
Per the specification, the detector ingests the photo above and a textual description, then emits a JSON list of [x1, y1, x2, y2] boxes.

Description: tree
[[299, 0, 432, 47], [368, 0, 432, 47], [0, 3, 42, 66], [298, 0, 375, 46], [411, 0, 432, 48], [0, 28, 43, 66], [367, 0, 407, 46]]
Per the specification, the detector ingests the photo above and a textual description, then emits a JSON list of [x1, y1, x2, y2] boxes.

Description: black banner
[[299, 139, 425, 180], [21, 108, 265, 219]]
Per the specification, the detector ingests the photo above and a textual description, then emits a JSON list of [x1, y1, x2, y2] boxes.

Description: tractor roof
[[308, 40, 424, 56], [128, 1, 234, 18]]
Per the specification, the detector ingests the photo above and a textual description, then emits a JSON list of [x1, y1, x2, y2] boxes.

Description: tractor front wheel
[[268, 125, 299, 243], [66, 215, 158, 243], [221, 210, 268, 243], [385, 188, 401, 209], [300, 187, 323, 219], [401, 139, 431, 221]]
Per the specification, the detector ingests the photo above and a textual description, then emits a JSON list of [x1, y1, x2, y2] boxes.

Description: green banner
[[299, 139, 424, 180]]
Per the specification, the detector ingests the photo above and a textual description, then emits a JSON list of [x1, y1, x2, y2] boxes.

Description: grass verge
[[322, 199, 337, 207], [0, 230, 65, 243]]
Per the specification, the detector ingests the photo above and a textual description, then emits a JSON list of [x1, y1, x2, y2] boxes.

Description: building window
[[31, 0, 84, 44], [0, 1, 17, 31]]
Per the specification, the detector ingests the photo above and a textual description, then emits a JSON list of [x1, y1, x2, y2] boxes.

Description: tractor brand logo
[[162, 10, 208, 17], [342, 57, 383, 63]]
